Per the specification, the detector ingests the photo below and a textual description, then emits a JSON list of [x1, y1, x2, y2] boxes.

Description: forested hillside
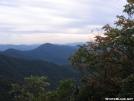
[[0, 53, 80, 101]]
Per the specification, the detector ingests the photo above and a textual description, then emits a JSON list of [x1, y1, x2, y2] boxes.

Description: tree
[[69, 0, 134, 100], [10, 76, 76, 101], [43, 78, 76, 101], [10, 76, 50, 101]]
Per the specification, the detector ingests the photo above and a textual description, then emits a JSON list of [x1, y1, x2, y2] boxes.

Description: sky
[[0, 0, 127, 45]]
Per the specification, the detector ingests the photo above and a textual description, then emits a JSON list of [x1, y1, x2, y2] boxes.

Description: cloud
[[0, 33, 92, 44], [0, 0, 127, 44]]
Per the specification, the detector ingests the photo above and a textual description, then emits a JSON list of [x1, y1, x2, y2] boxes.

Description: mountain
[[64, 42, 86, 46], [2, 43, 78, 64], [0, 44, 40, 51], [0, 53, 80, 101], [0, 42, 85, 51]]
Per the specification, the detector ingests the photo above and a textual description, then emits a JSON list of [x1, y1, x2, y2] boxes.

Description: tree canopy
[[69, 0, 134, 100]]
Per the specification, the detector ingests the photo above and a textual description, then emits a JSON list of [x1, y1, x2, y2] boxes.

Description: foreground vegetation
[[10, 1, 134, 100], [10, 76, 77, 101]]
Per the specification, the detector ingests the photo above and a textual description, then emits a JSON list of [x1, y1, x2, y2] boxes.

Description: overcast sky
[[0, 0, 126, 45]]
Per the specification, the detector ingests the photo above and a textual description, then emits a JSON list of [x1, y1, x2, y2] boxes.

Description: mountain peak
[[2, 43, 78, 64]]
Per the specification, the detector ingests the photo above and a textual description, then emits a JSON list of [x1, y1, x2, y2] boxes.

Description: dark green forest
[[0, 1, 134, 101], [0, 54, 80, 101]]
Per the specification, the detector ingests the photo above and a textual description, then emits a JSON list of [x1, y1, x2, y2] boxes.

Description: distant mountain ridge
[[0, 42, 85, 51], [64, 42, 86, 46], [0, 44, 40, 51], [2, 43, 78, 64]]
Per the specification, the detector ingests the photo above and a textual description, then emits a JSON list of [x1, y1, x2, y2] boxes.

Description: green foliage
[[69, 1, 134, 100], [56, 78, 75, 100], [43, 78, 76, 101], [10, 77, 76, 101], [0, 75, 16, 101], [10, 76, 49, 101], [118, 74, 134, 97]]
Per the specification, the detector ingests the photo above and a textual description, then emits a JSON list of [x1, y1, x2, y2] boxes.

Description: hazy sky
[[0, 0, 126, 44]]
